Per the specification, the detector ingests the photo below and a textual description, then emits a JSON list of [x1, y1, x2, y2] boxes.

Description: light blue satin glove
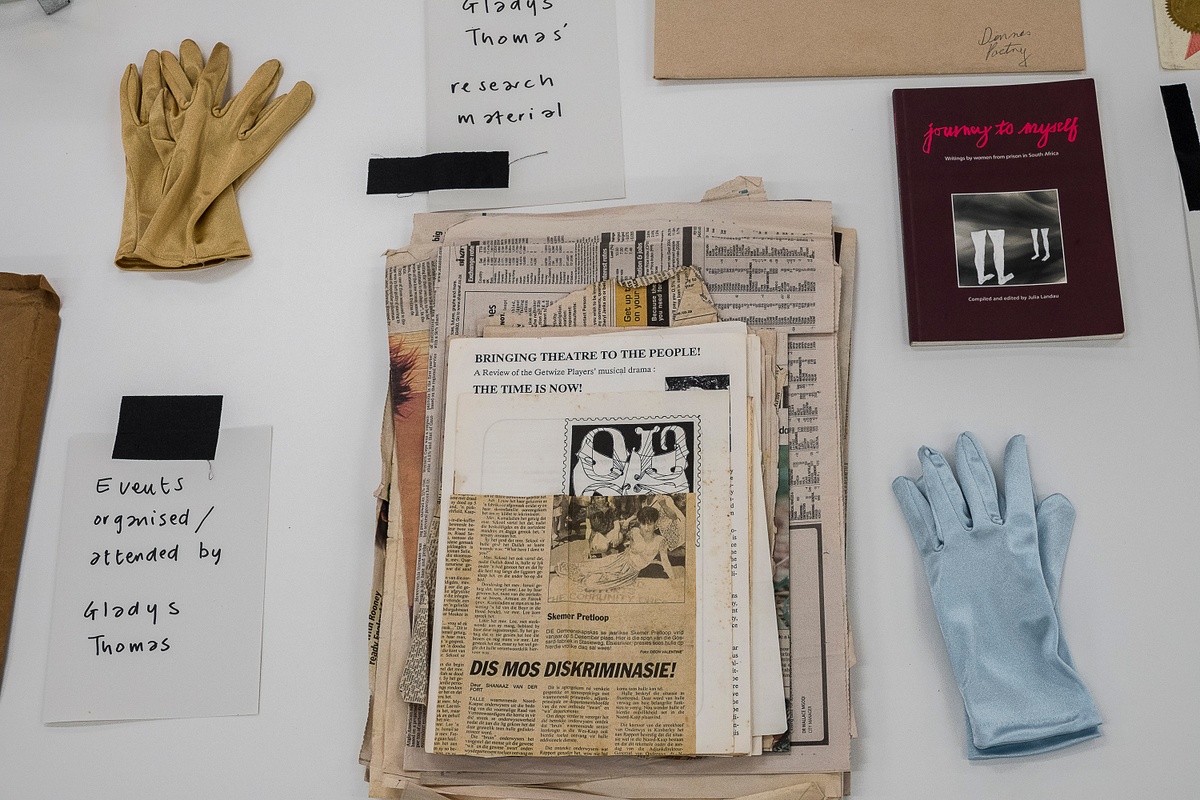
[[892, 432, 1101, 759]]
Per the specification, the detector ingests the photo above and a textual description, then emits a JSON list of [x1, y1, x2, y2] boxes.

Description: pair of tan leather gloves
[[115, 40, 313, 270]]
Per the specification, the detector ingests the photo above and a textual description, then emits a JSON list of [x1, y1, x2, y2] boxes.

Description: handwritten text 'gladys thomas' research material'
[[425, 0, 625, 211]]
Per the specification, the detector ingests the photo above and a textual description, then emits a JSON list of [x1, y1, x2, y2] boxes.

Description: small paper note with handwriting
[[42, 428, 271, 722], [424, 0, 625, 210]]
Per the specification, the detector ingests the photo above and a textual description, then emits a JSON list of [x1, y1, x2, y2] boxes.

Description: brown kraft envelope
[[654, 0, 1085, 78], [0, 273, 61, 693]]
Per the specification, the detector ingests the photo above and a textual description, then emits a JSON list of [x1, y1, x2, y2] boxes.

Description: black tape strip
[[366, 152, 510, 194], [1162, 84, 1200, 212], [112, 395, 223, 461]]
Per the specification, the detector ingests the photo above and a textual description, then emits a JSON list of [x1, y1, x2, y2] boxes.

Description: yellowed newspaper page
[[783, 330, 850, 766], [429, 493, 698, 757], [479, 266, 720, 330], [368, 439, 413, 796], [746, 334, 787, 742]]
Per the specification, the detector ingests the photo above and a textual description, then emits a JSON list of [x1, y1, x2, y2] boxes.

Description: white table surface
[[1, 1, 1197, 798]]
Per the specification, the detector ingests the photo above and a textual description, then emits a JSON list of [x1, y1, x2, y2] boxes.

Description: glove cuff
[[115, 250, 246, 271], [966, 722, 1101, 760], [120, 186, 251, 270]]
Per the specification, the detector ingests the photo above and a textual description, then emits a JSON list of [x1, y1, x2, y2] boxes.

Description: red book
[[893, 78, 1124, 345]]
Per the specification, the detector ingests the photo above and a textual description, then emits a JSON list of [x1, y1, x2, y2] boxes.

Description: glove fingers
[[892, 476, 942, 556], [120, 64, 143, 128], [917, 444, 970, 532], [955, 431, 1001, 526], [243, 80, 314, 142], [1001, 434, 1037, 526], [254, 90, 293, 129], [229, 58, 284, 128], [1035, 492, 1078, 669], [1035, 492, 1075, 602], [147, 85, 174, 166], [160, 50, 194, 109], [178, 39, 204, 84], [136, 50, 162, 125], [195, 42, 231, 110]]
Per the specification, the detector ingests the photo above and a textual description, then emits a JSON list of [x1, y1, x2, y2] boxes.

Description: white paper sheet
[[427, 322, 762, 752], [43, 427, 272, 722], [746, 335, 787, 739], [424, 0, 626, 210]]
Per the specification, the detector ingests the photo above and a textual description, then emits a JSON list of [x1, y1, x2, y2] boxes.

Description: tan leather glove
[[115, 41, 245, 271], [115, 41, 313, 270], [114, 40, 251, 271]]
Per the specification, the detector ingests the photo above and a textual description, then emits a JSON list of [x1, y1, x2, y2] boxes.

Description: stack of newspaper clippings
[[364, 178, 856, 800]]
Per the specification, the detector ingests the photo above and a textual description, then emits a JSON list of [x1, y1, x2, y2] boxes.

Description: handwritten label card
[[425, 0, 625, 211], [43, 427, 271, 722]]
